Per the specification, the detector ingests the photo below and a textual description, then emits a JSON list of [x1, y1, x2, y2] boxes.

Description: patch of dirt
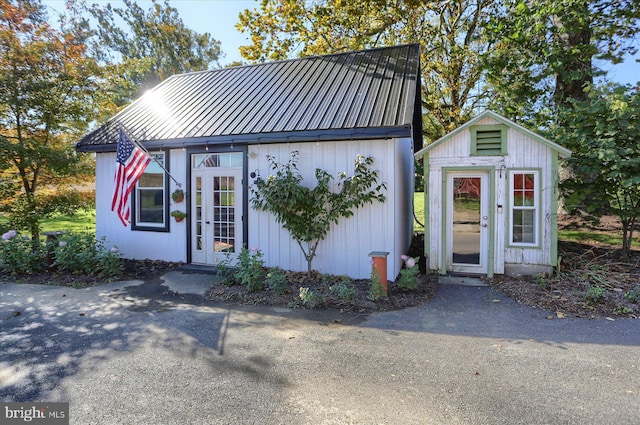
[[489, 240, 640, 319], [1, 255, 439, 313], [204, 270, 439, 313], [0, 259, 184, 288], [558, 213, 622, 232]]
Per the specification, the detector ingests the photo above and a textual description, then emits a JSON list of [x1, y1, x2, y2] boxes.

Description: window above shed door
[[470, 124, 507, 156]]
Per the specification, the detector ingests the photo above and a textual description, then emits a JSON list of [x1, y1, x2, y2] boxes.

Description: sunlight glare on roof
[[142, 89, 178, 137]]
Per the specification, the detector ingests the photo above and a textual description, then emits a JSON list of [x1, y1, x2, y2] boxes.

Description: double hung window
[[509, 170, 538, 246], [134, 152, 167, 230]]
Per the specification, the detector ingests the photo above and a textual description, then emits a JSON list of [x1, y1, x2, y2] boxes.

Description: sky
[[43, 0, 639, 85]]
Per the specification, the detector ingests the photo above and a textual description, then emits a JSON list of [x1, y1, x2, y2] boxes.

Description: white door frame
[[445, 170, 491, 275], [191, 165, 243, 265]]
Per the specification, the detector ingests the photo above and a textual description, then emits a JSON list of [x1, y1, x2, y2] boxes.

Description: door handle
[[206, 221, 211, 224], [481, 224, 488, 227]]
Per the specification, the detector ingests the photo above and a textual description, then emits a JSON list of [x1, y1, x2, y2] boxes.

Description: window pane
[[452, 177, 481, 265], [192, 153, 243, 168], [513, 209, 535, 243], [511, 172, 537, 244], [138, 189, 164, 223], [136, 152, 165, 226], [513, 173, 536, 206], [138, 156, 164, 187]]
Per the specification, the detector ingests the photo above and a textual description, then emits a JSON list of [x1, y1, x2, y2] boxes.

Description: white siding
[[247, 138, 413, 281], [503, 128, 555, 268], [96, 150, 187, 262], [426, 116, 558, 273]]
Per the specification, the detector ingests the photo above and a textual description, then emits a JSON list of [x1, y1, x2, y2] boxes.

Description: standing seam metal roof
[[76, 44, 422, 152]]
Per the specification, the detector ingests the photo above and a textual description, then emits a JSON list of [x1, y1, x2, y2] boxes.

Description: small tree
[[0, 0, 97, 243], [251, 151, 386, 276], [558, 84, 640, 256]]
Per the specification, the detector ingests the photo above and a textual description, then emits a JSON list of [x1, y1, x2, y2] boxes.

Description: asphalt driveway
[[1, 273, 639, 424]]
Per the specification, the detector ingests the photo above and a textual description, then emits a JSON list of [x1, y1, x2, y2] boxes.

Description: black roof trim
[[77, 126, 413, 153]]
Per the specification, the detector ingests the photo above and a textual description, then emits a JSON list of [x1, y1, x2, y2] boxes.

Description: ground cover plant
[[1, 212, 638, 318], [489, 216, 640, 319], [210, 246, 438, 312]]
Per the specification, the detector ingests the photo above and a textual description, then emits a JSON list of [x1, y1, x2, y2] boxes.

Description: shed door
[[191, 153, 244, 265], [446, 171, 490, 274]]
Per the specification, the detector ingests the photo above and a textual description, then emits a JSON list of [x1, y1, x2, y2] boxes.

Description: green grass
[[558, 229, 640, 250], [413, 192, 425, 233], [1, 209, 96, 238], [41, 210, 96, 234]]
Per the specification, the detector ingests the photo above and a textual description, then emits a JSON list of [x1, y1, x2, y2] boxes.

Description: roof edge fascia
[[76, 125, 413, 153]]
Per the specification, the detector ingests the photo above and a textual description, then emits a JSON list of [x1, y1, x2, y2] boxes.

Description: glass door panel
[[212, 176, 236, 253], [452, 177, 481, 265], [446, 171, 489, 274], [191, 166, 243, 265]]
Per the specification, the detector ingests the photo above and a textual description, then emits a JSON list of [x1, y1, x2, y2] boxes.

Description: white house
[[76, 44, 423, 281], [414, 110, 571, 277]]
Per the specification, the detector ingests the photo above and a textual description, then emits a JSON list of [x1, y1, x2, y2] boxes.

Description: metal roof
[[76, 44, 422, 152]]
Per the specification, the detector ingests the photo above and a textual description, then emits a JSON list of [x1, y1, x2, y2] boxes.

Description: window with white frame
[[509, 170, 538, 245], [134, 152, 166, 229]]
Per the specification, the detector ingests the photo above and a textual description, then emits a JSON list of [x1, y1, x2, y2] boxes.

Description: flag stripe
[[112, 129, 152, 227]]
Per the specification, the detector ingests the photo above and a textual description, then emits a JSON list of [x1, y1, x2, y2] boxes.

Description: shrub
[[235, 247, 266, 292], [624, 285, 640, 303], [0, 231, 46, 274], [397, 255, 420, 291], [53, 233, 121, 276], [330, 276, 355, 301], [266, 267, 288, 295], [329, 282, 356, 301], [612, 305, 633, 315], [368, 268, 386, 301], [533, 273, 550, 290], [216, 254, 237, 286], [299, 287, 323, 307], [584, 286, 605, 304]]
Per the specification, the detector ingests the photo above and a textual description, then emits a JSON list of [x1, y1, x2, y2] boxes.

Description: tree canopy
[[88, 0, 222, 106], [237, 0, 498, 141], [238, 0, 640, 134], [558, 84, 640, 256], [483, 0, 640, 125], [0, 0, 96, 241]]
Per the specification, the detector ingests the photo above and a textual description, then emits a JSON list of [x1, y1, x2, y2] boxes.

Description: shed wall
[[247, 138, 413, 281], [95, 150, 187, 262], [426, 117, 557, 273]]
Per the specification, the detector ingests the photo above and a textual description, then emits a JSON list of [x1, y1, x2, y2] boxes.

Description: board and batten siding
[[95, 150, 187, 262], [247, 138, 414, 281], [426, 116, 558, 273]]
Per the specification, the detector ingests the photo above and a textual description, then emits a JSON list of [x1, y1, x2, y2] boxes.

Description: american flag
[[111, 129, 151, 226]]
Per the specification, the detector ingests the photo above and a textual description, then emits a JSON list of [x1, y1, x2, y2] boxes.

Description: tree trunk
[[621, 219, 631, 258], [552, 9, 594, 112]]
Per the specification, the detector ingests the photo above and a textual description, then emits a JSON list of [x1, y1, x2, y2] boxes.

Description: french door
[[191, 163, 243, 265], [446, 171, 490, 274]]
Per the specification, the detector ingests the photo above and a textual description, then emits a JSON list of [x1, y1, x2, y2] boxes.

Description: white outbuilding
[[415, 110, 571, 276], [76, 44, 423, 281]]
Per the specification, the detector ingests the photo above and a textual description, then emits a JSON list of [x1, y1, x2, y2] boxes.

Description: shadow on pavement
[[0, 280, 225, 402]]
